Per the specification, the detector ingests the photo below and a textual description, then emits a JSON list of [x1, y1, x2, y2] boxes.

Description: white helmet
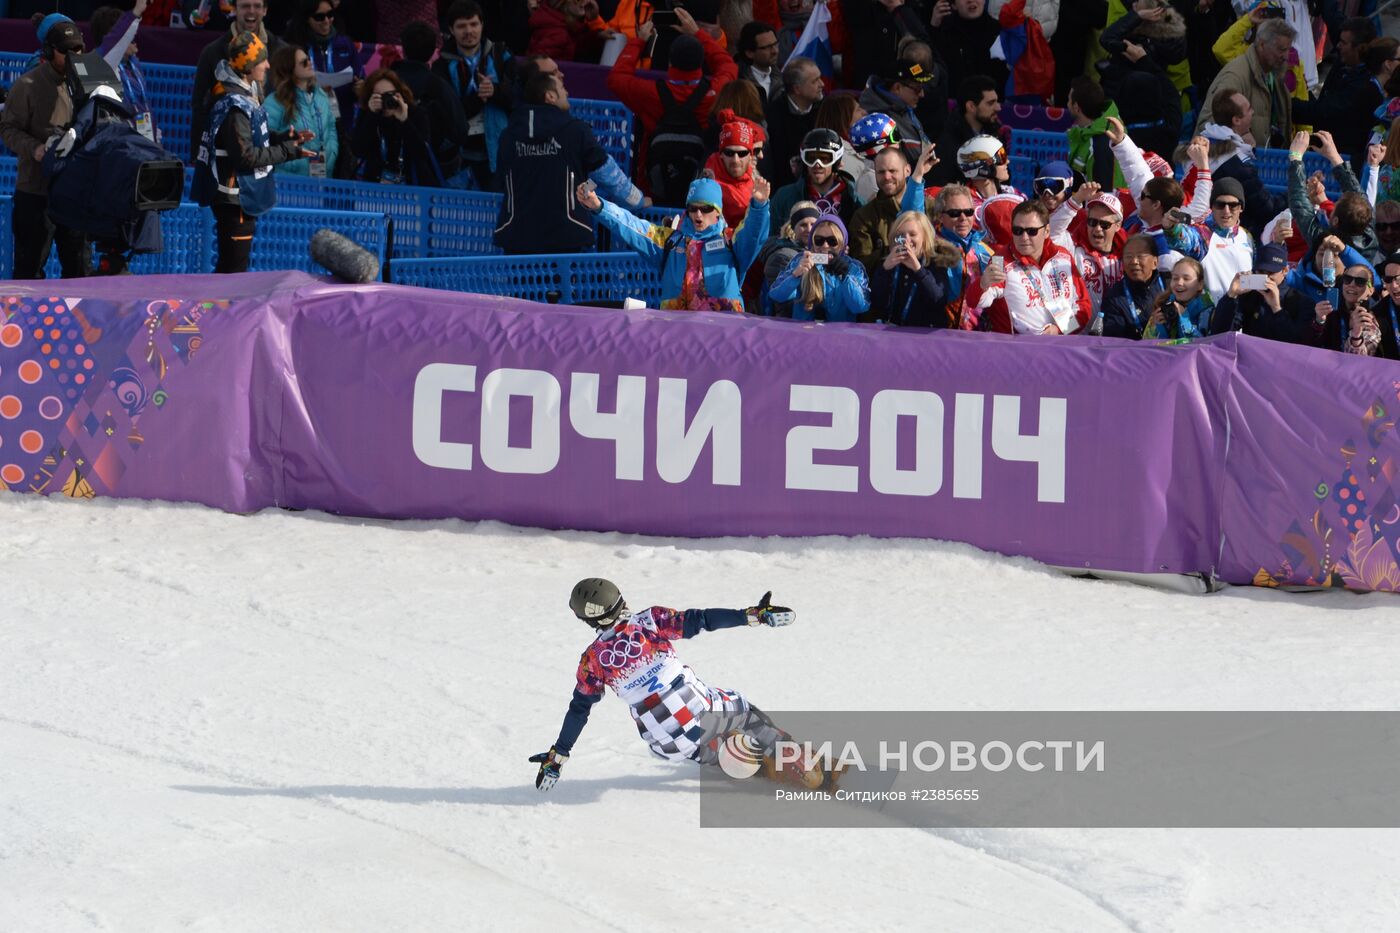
[[956, 134, 1008, 180]]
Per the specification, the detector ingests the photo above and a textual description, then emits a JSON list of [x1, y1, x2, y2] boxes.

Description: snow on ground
[[1, 493, 1398, 932]]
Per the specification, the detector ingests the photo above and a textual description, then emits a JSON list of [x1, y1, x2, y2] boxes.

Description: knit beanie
[[717, 109, 767, 150], [228, 30, 268, 74], [1213, 177, 1246, 207], [685, 177, 724, 211]]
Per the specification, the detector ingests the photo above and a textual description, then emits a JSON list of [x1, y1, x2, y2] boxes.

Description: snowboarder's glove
[[528, 747, 568, 791], [826, 255, 850, 277], [746, 591, 795, 627]]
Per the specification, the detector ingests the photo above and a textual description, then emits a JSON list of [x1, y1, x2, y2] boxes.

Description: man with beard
[[848, 143, 937, 270], [770, 129, 858, 233], [1196, 17, 1296, 149], [930, 74, 999, 187]]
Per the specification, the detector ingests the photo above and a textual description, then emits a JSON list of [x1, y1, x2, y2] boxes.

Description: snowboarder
[[529, 578, 826, 792]]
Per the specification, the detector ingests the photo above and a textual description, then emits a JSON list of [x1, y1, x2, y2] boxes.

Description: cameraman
[[351, 70, 436, 185], [0, 17, 88, 279]]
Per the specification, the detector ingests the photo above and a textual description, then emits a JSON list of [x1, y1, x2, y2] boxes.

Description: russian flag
[[989, 0, 1053, 101], [784, 0, 833, 78]]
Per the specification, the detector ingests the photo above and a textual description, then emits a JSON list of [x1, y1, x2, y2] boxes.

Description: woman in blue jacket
[[264, 45, 339, 176], [769, 213, 870, 322], [578, 176, 771, 312]]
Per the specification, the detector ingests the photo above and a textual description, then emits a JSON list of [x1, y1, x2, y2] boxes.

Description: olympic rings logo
[[598, 633, 646, 669]]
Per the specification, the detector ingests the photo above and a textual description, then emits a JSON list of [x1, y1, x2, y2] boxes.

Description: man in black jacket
[[764, 56, 824, 189], [1208, 243, 1309, 342], [394, 20, 472, 187], [493, 71, 608, 255], [929, 0, 1006, 91]]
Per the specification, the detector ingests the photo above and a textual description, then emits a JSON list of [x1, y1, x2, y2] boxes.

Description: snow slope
[[2, 494, 1397, 932]]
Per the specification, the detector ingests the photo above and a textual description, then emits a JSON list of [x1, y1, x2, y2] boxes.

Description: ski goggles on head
[[1032, 176, 1070, 196], [801, 148, 839, 167]]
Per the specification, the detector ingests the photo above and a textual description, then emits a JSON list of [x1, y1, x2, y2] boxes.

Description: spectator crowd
[[2, 0, 1399, 360]]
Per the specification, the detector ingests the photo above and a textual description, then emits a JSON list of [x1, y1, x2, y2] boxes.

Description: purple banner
[[0, 272, 1396, 592]]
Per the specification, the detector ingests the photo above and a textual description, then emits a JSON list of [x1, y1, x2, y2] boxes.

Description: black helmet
[[569, 578, 627, 628]]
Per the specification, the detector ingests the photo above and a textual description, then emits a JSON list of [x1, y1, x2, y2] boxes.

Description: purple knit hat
[[808, 213, 849, 253]]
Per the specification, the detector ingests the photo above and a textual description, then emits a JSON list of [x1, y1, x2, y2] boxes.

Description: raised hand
[[1289, 130, 1310, 159], [1105, 116, 1126, 146], [751, 174, 771, 203], [1187, 135, 1209, 169], [912, 141, 939, 181]]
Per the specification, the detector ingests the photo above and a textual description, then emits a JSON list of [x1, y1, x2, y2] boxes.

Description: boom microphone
[[310, 228, 381, 284]]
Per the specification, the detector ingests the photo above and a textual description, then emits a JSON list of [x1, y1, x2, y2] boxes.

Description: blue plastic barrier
[[0, 196, 388, 279], [1008, 129, 1068, 168], [1009, 156, 1035, 196], [570, 98, 634, 176], [392, 252, 663, 306], [1251, 149, 1343, 198], [143, 61, 197, 164]]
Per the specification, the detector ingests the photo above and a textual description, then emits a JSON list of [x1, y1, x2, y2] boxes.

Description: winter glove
[[745, 591, 795, 627], [528, 747, 568, 791], [826, 255, 850, 277]]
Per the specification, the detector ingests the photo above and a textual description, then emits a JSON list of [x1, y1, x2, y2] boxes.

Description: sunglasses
[[686, 204, 718, 215], [1011, 224, 1046, 237], [753, 40, 779, 52], [1212, 200, 1242, 210], [942, 208, 975, 218], [310, 11, 332, 20], [1085, 217, 1118, 231], [296, 57, 312, 65], [721, 148, 751, 159], [1383, 272, 1400, 284], [801, 149, 837, 167], [812, 234, 841, 247], [1340, 274, 1373, 287], [1376, 221, 1400, 232], [1033, 178, 1068, 196]]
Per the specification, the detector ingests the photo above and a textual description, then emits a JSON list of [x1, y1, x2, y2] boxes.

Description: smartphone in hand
[[1239, 273, 1271, 292]]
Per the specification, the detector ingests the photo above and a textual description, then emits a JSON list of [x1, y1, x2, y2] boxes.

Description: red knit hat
[[717, 109, 767, 150]]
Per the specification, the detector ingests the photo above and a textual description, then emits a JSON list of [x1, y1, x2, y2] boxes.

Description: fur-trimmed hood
[[1131, 7, 1186, 41]]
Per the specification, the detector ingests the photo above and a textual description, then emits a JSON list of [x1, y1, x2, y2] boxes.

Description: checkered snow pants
[[630, 674, 785, 765]]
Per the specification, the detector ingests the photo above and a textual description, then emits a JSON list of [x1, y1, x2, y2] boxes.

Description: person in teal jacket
[[263, 45, 339, 176], [769, 213, 871, 322], [578, 176, 771, 312]]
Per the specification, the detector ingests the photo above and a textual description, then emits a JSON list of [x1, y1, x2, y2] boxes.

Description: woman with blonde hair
[[867, 210, 963, 327], [769, 213, 870, 321]]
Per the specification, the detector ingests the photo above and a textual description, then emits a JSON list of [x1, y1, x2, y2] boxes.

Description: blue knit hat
[[36, 13, 74, 44], [685, 177, 723, 212]]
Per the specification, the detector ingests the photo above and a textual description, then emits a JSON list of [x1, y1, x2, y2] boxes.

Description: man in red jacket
[[607, 8, 737, 188]]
